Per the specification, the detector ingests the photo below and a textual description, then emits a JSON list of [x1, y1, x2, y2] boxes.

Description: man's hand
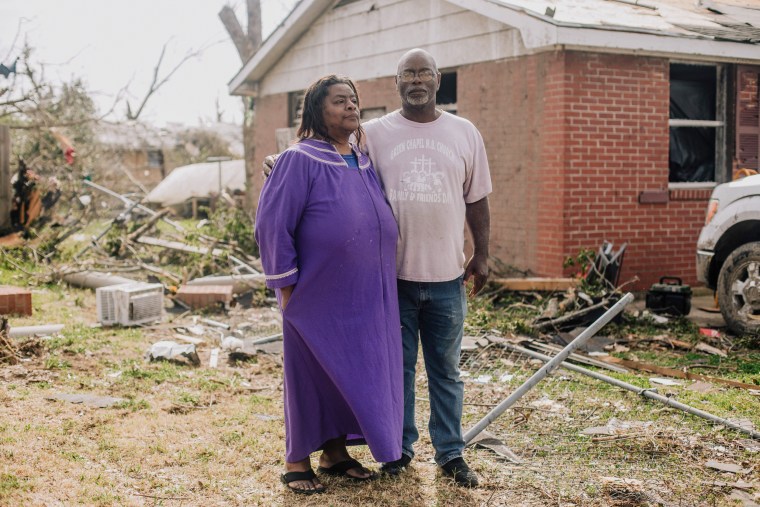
[[463, 254, 489, 297], [464, 196, 490, 297], [262, 154, 280, 178], [280, 284, 294, 310]]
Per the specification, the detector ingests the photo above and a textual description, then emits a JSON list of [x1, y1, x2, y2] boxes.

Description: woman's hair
[[297, 74, 363, 147]]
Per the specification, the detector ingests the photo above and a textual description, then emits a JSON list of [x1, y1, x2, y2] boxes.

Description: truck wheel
[[717, 241, 760, 336]]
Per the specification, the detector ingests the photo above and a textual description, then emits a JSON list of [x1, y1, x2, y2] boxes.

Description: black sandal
[[317, 459, 376, 481], [280, 469, 326, 495]]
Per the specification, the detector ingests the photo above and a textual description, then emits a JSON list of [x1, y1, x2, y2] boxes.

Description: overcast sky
[[0, 0, 298, 126]]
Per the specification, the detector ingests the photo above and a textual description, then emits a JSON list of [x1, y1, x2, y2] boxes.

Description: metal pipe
[[186, 273, 265, 293], [250, 333, 283, 345], [9, 324, 64, 337], [463, 293, 634, 444], [61, 271, 135, 289], [501, 342, 760, 440]]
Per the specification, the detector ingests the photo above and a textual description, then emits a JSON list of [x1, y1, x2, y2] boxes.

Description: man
[[363, 48, 491, 488]]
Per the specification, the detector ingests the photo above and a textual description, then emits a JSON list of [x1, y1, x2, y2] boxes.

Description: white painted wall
[[257, 0, 523, 97]]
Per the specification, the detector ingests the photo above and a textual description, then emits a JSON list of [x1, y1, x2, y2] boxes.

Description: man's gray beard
[[405, 91, 430, 106]]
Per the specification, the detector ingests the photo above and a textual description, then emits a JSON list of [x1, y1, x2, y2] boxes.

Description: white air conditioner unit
[[96, 282, 163, 326]]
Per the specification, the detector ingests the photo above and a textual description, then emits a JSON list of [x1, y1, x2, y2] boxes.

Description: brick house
[[228, 0, 760, 289]]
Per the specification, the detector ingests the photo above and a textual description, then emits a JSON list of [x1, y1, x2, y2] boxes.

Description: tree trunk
[[247, 0, 263, 50], [220, 0, 262, 216], [219, 6, 254, 62], [243, 99, 258, 214]]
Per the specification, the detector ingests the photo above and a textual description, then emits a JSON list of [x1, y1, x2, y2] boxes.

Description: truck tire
[[717, 241, 760, 336]]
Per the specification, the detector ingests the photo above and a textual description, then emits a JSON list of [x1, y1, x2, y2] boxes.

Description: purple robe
[[254, 138, 403, 463]]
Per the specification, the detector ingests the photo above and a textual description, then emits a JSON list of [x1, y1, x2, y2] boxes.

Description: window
[[437, 71, 457, 114], [147, 149, 164, 169], [668, 63, 727, 184], [736, 66, 760, 172]]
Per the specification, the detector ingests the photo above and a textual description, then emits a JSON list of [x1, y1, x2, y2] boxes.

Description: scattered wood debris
[[705, 460, 751, 475], [0, 318, 19, 364], [601, 356, 759, 391]]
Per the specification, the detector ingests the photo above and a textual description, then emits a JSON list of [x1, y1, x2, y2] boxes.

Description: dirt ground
[[0, 284, 759, 506]]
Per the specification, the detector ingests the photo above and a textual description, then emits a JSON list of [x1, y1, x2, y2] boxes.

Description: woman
[[254, 75, 403, 495]]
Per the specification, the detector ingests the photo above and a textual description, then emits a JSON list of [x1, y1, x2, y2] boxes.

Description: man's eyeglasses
[[397, 69, 437, 83]]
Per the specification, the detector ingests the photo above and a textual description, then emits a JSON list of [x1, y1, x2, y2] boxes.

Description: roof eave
[[555, 26, 760, 63]]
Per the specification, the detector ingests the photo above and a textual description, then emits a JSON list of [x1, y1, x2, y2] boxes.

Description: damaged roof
[[97, 121, 243, 157], [487, 0, 760, 43]]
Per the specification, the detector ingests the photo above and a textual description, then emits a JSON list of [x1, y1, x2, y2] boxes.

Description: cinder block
[[0, 286, 33, 316], [175, 285, 233, 310]]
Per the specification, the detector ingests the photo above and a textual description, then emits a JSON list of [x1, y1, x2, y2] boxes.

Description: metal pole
[[463, 292, 634, 444], [250, 333, 283, 345], [82, 180, 185, 232], [206, 156, 232, 206], [9, 324, 65, 338], [501, 342, 760, 440]]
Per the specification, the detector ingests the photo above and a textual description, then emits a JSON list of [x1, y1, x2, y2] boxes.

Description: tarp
[[145, 159, 245, 206]]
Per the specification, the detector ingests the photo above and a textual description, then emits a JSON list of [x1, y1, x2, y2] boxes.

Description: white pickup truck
[[696, 174, 760, 336]]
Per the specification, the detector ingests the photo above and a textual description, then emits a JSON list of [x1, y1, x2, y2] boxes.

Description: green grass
[[113, 398, 150, 412], [118, 360, 181, 384], [0, 473, 31, 497]]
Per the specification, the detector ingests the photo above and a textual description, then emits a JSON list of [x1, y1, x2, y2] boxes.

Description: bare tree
[[125, 41, 206, 121], [219, 0, 262, 213]]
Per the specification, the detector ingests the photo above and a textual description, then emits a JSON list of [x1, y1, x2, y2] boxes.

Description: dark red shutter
[[737, 66, 760, 170]]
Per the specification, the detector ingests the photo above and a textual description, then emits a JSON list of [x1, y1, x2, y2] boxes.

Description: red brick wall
[[0, 287, 32, 316], [459, 51, 707, 288], [458, 52, 567, 276], [250, 93, 290, 208], [355, 76, 403, 114], [562, 51, 706, 288]]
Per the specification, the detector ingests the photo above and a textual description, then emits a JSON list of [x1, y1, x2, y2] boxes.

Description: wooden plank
[[0, 126, 11, 231], [492, 277, 576, 291]]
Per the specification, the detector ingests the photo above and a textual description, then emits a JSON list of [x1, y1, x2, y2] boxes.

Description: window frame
[[667, 62, 728, 188]]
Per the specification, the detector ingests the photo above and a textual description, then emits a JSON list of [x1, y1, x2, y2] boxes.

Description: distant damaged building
[[96, 122, 243, 193]]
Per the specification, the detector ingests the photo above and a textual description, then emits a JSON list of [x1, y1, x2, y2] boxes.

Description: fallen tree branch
[[127, 208, 170, 243]]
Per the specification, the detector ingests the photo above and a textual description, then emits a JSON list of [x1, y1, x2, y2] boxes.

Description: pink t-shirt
[[364, 110, 492, 282]]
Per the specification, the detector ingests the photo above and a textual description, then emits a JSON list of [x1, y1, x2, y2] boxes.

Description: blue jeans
[[397, 276, 466, 466]]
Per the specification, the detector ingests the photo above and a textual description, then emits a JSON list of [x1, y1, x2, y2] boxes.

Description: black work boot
[[440, 457, 479, 488]]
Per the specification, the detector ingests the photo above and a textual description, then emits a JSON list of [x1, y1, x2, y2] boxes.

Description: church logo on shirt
[[386, 138, 458, 204], [387, 154, 451, 204]]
